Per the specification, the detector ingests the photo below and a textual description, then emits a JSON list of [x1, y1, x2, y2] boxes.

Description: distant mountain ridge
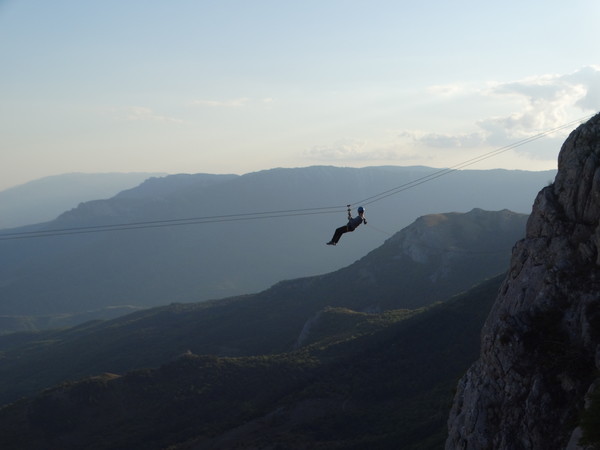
[[0, 172, 165, 229], [0, 165, 553, 327], [0, 207, 528, 449], [114, 173, 238, 200]]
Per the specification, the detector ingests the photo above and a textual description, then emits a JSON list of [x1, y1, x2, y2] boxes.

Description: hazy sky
[[1, 0, 599, 191]]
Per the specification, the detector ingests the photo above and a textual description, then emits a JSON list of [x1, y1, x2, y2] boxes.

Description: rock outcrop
[[446, 113, 600, 450]]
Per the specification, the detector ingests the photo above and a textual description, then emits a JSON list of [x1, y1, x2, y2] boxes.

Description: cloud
[[191, 97, 274, 108], [306, 139, 370, 160], [407, 66, 600, 149], [122, 106, 183, 123], [492, 66, 600, 112], [399, 130, 485, 148], [193, 97, 250, 107], [564, 65, 600, 111], [426, 83, 470, 97], [306, 138, 415, 162], [305, 67, 599, 166], [480, 69, 594, 138]]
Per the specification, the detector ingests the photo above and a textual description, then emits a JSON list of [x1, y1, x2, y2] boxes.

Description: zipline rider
[[326, 206, 367, 246]]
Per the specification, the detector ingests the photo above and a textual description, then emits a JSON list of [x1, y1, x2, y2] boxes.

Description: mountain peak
[[446, 113, 600, 449], [391, 209, 526, 268]]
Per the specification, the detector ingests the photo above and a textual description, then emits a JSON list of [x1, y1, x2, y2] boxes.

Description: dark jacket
[[347, 215, 366, 231]]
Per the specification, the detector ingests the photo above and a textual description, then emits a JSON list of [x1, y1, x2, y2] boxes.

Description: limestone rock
[[446, 113, 600, 450]]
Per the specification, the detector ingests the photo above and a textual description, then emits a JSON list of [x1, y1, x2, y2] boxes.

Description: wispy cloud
[[399, 130, 485, 148], [480, 70, 591, 137], [305, 67, 599, 166], [406, 66, 600, 149], [192, 97, 250, 108], [192, 97, 274, 108], [121, 106, 184, 123], [567, 65, 600, 110], [305, 138, 408, 162], [426, 83, 471, 97]]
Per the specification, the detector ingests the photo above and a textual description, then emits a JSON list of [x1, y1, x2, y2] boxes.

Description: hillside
[[0, 172, 164, 229], [0, 275, 503, 450], [0, 165, 551, 328], [0, 208, 525, 405]]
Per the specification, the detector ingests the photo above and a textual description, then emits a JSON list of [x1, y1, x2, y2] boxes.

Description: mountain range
[[0, 172, 164, 229], [0, 208, 526, 406], [0, 165, 553, 330], [0, 207, 517, 449], [1, 117, 598, 449], [0, 276, 502, 450]]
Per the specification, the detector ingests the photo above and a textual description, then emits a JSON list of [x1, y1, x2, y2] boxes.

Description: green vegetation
[[0, 275, 503, 450]]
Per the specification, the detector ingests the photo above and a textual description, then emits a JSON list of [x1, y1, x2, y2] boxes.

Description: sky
[[1, 0, 599, 191]]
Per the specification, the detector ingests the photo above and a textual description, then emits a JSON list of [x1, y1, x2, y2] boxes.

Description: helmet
[[357, 206, 365, 213]]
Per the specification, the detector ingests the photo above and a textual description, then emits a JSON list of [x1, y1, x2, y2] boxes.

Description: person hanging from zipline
[[326, 206, 367, 246]]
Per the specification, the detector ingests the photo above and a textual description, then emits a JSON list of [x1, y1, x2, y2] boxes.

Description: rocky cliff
[[446, 113, 600, 449]]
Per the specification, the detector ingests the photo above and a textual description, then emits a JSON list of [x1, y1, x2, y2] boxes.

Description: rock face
[[446, 113, 600, 450]]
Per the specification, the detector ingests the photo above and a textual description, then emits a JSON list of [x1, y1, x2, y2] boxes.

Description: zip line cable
[[0, 114, 593, 241], [0, 207, 345, 241], [350, 115, 592, 207], [0, 205, 344, 237]]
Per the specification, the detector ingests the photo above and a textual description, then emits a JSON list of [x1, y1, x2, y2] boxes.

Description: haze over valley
[[0, 165, 552, 331]]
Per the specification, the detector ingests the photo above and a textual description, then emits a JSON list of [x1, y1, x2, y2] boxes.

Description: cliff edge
[[446, 113, 600, 450]]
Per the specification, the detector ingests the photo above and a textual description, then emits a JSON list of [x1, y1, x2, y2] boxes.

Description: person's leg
[[331, 225, 348, 244]]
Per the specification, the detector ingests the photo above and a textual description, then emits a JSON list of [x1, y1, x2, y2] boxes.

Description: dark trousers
[[331, 225, 353, 244]]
